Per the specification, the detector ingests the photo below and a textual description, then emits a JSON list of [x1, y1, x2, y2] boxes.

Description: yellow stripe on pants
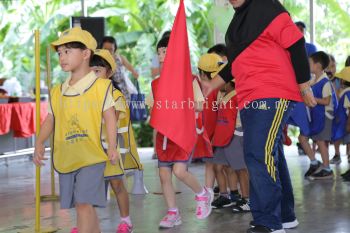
[[264, 99, 287, 181]]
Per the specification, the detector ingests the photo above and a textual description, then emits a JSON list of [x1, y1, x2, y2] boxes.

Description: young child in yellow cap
[[89, 49, 143, 233], [196, 53, 225, 202], [334, 67, 350, 180], [210, 79, 250, 213], [33, 27, 119, 233]]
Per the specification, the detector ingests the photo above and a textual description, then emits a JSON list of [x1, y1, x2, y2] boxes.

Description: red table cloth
[[0, 102, 48, 138]]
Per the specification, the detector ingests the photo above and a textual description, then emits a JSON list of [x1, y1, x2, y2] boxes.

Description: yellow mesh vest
[[51, 79, 112, 173], [113, 89, 143, 170]]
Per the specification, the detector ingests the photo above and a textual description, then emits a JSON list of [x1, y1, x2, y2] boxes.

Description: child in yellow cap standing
[[196, 53, 225, 201], [90, 49, 143, 233], [334, 67, 350, 180], [33, 27, 119, 233]]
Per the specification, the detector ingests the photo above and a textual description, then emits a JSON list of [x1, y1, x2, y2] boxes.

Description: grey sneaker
[[330, 155, 341, 165], [304, 160, 322, 178], [311, 168, 334, 180]]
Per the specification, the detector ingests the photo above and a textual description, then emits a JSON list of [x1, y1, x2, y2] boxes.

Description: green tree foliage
[[284, 0, 350, 68], [0, 0, 214, 94], [0, 0, 214, 146]]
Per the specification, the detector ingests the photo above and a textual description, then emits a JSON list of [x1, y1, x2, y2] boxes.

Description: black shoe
[[229, 190, 241, 205], [250, 221, 256, 228], [213, 186, 219, 195], [341, 169, 350, 177], [211, 195, 233, 209], [304, 161, 321, 178], [232, 198, 250, 213], [311, 168, 334, 180], [297, 142, 306, 156], [330, 154, 342, 165], [246, 225, 285, 233]]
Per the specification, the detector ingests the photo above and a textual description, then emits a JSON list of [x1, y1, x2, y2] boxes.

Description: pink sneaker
[[117, 221, 133, 233], [159, 211, 182, 228], [195, 188, 212, 219], [70, 227, 78, 233]]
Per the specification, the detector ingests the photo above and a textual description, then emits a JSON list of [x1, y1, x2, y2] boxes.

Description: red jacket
[[212, 92, 238, 147]]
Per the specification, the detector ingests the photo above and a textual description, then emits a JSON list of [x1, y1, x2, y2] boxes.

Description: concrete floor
[[0, 146, 350, 233]]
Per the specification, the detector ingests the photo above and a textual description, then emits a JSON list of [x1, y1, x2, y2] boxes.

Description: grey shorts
[[343, 133, 350, 144], [312, 117, 332, 141], [59, 162, 106, 209], [212, 132, 246, 171], [202, 157, 213, 163], [104, 174, 124, 181], [158, 158, 191, 168]]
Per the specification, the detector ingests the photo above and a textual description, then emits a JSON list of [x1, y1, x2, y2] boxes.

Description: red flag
[[150, 0, 196, 154]]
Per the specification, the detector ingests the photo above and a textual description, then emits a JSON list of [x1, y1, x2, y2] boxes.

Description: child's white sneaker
[[195, 188, 213, 219], [159, 211, 182, 228]]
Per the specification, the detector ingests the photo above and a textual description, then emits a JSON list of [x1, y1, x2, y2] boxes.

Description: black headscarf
[[225, 0, 287, 62]]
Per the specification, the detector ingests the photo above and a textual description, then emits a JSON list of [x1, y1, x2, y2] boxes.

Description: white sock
[[196, 188, 206, 197], [120, 216, 132, 226], [168, 208, 179, 213]]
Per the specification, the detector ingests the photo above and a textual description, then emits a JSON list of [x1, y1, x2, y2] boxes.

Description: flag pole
[[40, 47, 59, 202], [21, 29, 58, 233]]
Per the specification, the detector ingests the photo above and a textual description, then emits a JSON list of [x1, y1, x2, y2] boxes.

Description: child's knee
[[110, 179, 125, 195], [159, 168, 172, 183], [237, 168, 248, 175], [224, 166, 234, 174], [172, 165, 186, 180], [214, 164, 223, 173], [298, 135, 307, 143], [205, 162, 214, 169], [75, 203, 92, 212]]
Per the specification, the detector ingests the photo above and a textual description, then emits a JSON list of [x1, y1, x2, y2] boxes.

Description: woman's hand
[[299, 82, 317, 107], [200, 75, 226, 97]]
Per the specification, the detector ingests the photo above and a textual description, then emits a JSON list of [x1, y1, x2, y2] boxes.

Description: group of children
[[145, 35, 251, 228], [32, 26, 350, 233], [33, 27, 251, 233], [289, 51, 350, 181], [33, 27, 143, 233]]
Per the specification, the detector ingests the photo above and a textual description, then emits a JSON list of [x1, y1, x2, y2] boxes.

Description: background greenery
[[0, 0, 349, 146]]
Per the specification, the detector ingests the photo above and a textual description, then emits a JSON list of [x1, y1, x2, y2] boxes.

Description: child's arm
[[103, 107, 119, 164], [193, 79, 204, 112], [315, 96, 331, 106], [121, 55, 139, 79], [315, 82, 332, 106], [346, 108, 350, 133], [33, 114, 54, 166]]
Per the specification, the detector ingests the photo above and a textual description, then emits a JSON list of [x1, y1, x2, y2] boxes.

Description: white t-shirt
[[314, 75, 333, 119]]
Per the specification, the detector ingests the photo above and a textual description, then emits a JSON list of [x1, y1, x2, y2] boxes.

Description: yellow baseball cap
[[51, 27, 97, 50], [335, 67, 350, 82], [198, 53, 227, 78], [94, 49, 117, 74]]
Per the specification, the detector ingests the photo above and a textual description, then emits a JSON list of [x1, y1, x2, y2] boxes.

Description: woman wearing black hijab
[[202, 1, 316, 233]]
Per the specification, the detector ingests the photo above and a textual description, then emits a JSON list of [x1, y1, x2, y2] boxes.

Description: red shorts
[[193, 133, 213, 159], [156, 132, 191, 162]]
